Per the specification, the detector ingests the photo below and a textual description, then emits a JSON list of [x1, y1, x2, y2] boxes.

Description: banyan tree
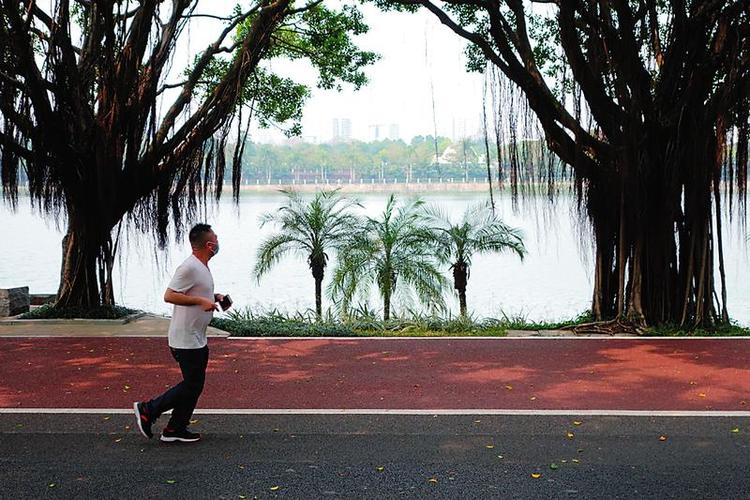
[[0, 1, 375, 309], [382, 0, 750, 328]]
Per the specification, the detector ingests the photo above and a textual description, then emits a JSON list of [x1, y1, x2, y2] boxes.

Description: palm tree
[[425, 203, 526, 317], [255, 189, 361, 318], [331, 194, 447, 320]]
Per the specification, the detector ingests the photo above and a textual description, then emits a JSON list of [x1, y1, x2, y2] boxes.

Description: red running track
[[0, 337, 749, 411]]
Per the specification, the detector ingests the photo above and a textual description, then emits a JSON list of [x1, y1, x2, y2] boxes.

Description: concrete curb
[[0, 311, 146, 326]]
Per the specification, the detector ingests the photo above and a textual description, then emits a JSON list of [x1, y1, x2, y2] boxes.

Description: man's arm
[[164, 289, 217, 311]]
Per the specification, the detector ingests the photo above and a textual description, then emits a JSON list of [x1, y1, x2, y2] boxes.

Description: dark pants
[[147, 346, 209, 431]]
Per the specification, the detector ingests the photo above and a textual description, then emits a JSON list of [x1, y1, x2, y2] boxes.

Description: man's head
[[189, 223, 219, 260]]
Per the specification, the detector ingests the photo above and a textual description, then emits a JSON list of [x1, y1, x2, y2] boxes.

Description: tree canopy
[[379, 0, 750, 327], [0, 0, 376, 308]]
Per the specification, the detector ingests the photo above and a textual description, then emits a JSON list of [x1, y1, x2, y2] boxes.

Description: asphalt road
[[1, 414, 748, 499]]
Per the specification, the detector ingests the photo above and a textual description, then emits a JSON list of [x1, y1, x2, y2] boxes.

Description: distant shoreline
[[233, 180, 493, 193]]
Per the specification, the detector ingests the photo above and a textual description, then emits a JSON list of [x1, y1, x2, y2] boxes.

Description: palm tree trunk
[[383, 287, 391, 321], [311, 260, 325, 319], [453, 261, 468, 317], [314, 276, 323, 319]]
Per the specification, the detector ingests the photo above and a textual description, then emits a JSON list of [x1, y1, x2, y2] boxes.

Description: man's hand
[[199, 297, 218, 312], [165, 289, 217, 311]]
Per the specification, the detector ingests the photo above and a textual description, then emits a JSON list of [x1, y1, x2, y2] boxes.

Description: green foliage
[[19, 304, 139, 320], [254, 189, 362, 278], [647, 321, 750, 337], [210, 307, 510, 337], [191, 3, 378, 136], [425, 202, 526, 268], [330, 194, 448, 318]]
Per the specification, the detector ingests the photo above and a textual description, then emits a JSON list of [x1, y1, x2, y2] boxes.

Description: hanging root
[[561, 318, 647, 336]]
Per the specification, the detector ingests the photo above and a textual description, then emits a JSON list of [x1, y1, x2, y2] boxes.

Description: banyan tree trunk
[[586, 115, 722, 328], [56, 214, 116, 309]]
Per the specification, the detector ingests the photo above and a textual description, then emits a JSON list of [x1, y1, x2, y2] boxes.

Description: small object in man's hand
[[219, 294, 232, 311]]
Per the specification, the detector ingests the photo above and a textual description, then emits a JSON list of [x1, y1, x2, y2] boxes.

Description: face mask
[[210, 241, 220, 256]]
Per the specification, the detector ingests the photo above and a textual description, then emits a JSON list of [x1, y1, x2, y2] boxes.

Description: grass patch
[[646, 322, 750, 337], [19, 304, 140, 320], [209, 308, 595, 337]]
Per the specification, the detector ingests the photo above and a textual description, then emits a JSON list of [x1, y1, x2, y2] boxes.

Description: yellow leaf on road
[[573, 421, 582, 426], [270, 486, 280, 491], [531, 473, 542, 479], [427, 477, 438, 484], [659, 435, 668, 441], [731, 427, 740, 433], [566, 431, 575, 439], [376, 466, 384, 472], [485, 444, 495, 449], [505, 385, 513, 390], [166, 480, 176, 484]]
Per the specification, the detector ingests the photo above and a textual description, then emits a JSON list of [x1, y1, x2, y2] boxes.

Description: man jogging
[[134, 223, 229, 443]]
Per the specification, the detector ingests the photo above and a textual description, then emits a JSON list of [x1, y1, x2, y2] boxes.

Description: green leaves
[[330, 194, 448, 319]]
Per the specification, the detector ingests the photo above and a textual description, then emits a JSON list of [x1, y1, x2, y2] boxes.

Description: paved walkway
[[1, 336, 748, 411], [0, 314, 229, 338]]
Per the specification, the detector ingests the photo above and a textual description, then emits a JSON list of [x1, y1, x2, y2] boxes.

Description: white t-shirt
[[167, 254, 215, 349]]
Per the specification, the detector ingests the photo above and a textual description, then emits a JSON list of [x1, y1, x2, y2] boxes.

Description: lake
[[2, 191, 749, 325]]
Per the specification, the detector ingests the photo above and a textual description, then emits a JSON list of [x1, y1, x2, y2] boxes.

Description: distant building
[[332, 118, 340, 141], [340, 119, 352, 140], [388, 124, 400, 141], [332, 118, 352, 142]]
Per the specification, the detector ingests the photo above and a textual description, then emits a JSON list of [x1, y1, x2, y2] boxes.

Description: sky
[[174, 1, 486, 144]]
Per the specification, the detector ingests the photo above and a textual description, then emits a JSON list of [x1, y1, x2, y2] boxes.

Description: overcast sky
[[175, 2, 485, 144]]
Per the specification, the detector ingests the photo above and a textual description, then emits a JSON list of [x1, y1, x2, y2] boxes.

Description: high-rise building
[[340, 118, 352, 140], [388, 124, 400, 141], [332, 118, 340, 141]]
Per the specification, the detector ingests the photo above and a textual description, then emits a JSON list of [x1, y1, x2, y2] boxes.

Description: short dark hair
[[189, 223, 213, 248]]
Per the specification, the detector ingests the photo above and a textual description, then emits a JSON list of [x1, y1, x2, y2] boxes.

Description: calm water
[[2, 191, 749, 324]]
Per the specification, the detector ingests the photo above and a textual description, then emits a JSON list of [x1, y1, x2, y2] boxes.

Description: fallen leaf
[[549, 463, 559, 470], [114, 438, 122, 443], [427, 478, 438, 484], [239, 496, 246, 499], [124, 385, 130, 390], [497, 455, 504, 459], [573, 421, 582, 426], [102, 416, 111, 421], [270, 486, 280, 491], [505, 385, 513, 390], [474, 420, 481, 423], [659, 435, 668, 441], [239, 465, 245, 469], [566, 431, 575, 439], [530, 473, 542, 479], [190, 419, 199, 425], [571, 459, 580, 463], [698, 393, 706, 398], [731, 427, 741, 433], [376, 466, 384, 472], [48, 483, 56, 488], [485, 444, 495, 449], [561, 459, 567, 463], [529, 396, 537, 401], [166, 480, 176, 484]]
